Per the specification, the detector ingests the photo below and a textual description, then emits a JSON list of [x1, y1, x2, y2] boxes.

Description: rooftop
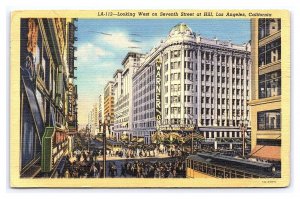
[[168, 23, 195, 38]]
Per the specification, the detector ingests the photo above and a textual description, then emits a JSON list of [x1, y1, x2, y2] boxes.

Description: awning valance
[[250, 145, 281, 161]]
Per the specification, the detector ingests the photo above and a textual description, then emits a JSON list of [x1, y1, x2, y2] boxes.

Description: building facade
[[20, 18, 78, 177], [249, 18, 281, 162], [132, 23, 251, 148], [132, 55, 158, 144], [104, 81, 115, 137], [88, 103, 99, 136], [113, 53, 145, 142], [98, 94, 104, 132]]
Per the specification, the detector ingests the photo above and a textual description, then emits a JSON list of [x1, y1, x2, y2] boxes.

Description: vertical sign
[[68, 83, 73, 122], [155, 58, 162, 124], [68, 22, 75, 78]]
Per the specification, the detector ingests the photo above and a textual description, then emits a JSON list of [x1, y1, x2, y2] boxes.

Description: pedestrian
[[120, 164, 126, 177]]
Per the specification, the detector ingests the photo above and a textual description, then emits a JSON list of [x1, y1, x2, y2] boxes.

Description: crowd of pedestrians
[[105, 145, 184, 159], [56, 143, 188, 178], [119, 158, 186, 178], [56, 151, 104, 178]]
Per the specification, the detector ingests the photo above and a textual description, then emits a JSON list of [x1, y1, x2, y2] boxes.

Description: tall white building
[[87, 103, 99, 136], [113, 52, 145, 141], [132, 23, 251, 147], [98, 94, 104, 127]]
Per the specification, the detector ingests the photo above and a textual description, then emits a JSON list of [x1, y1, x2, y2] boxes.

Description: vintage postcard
[[10, 10, 290, 188]]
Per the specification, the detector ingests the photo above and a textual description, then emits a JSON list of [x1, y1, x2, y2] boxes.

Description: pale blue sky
[[74, 19, 250, 125]]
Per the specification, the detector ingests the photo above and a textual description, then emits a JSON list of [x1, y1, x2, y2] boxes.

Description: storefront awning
[[250, 145, 281, 161]]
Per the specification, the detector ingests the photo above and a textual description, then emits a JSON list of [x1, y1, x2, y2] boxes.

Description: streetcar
[[186, 152, 280, 178]]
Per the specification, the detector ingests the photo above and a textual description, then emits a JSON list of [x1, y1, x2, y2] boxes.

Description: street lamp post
[[86, 124, 90, 152], [191, 127, 194, 154], [240, 121, 247, 158], [98, 114, 102, 177], [103, 114, 111, 178]]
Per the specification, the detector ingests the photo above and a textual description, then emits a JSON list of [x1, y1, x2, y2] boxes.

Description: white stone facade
[[132, 23, 251, 144], [113, 53, 145, 141]]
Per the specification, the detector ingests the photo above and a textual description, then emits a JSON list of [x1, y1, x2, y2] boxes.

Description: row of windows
[[199, 108, 246, 116], [165, 84, 249, 96], [115, 93, 129, 105], [164, 98, 248, 112], [133, 111, 155, 121], [170, 61, 180, 69], [259, 70, 281, 99], [257, 109, 281, 130], [200, 95, 248, 106], [133, 120, 156, 128], [165, 107, 196, 115], [186, 159, 262, 178], [133, 92, 155, 107], [164, 49, 248, 64], [203, 131, 242, 138], [165, 107, 249, 118], [259, 38, 281, 67], [164, 61, 249, 74], [161, 118, 247, 127], [258, 18, 281, 40], [201, 63, 249, 74], [135, 76, 155, 90], [200, 74, 249, 84], [164, 118, 195, 125], [133, 101, 155, 113]]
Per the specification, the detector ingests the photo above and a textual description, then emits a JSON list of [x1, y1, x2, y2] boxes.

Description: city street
[[17, 16, 282, 180]]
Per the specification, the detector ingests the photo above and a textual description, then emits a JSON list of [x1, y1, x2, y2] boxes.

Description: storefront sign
[[68, 84, 74, 121], [155, 58, 162, 123]]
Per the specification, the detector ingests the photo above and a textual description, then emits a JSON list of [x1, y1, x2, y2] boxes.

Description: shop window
[[257, 109, 281, 130], [259, 70, 281, 98]]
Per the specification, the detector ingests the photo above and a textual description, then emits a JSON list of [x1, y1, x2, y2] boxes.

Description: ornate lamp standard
[[86, 124, 91, 152], [240, 120, 248, 158], [103, 113, 111, 178]]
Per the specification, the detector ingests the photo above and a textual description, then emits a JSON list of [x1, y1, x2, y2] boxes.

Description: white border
[[1, 0, 299, 198]]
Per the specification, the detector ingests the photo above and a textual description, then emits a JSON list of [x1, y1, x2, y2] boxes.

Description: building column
[[203, 51, 207, 126], [180, 48, 185, 123], [214, 140, 218, 150], [225, 54, 228, 126], [229, 54, 233, 126], [213, 52, 218, 126], [197, 48, 202, 126]]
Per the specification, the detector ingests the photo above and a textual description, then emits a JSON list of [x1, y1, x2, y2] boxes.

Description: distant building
[[249, 18, 281, 162], [132, 23, 251, 147], [98, 94, 104, 131], [90, 103, 99, 136], [113, 53, 145, 142], [104, 81, 115, 137]]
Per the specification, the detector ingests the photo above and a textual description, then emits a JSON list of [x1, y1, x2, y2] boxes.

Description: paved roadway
[[104, 156, 184, 178], [72, 139, 186, 178]]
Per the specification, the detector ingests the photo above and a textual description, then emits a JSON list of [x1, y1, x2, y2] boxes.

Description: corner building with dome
[[131, 23, 251, 149]]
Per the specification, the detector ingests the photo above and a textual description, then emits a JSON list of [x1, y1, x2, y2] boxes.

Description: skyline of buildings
[[75, 19, 251, 125], [86, 22, 252, 148]]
